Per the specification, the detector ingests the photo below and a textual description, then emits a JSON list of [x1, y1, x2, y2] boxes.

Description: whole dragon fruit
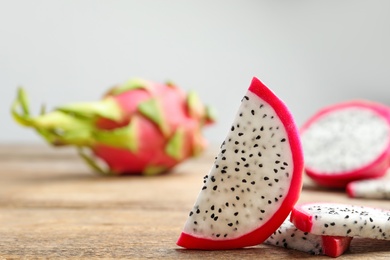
[[300, 100, 390, 188], [176, 77, 304, 249], [12, 78, 215, 175]]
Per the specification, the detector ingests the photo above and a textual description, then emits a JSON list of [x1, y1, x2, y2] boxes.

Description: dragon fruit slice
[[301, 101, 390, 188], [265, 217, 352, 257], [176, 77, 304, 249], [11, 78, 215, 175], [291, 202, 390, 240], [347, 178, 390, 200]]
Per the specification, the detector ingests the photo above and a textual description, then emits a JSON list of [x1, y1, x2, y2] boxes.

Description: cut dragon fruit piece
[[347, 178, 390, 200], [176, 77, 304, 249], [301, 101, 390, 188], [291, 202, 390, 240], [265, 217, 352, 257]]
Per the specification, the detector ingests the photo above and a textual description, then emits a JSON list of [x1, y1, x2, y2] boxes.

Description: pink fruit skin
[[176, 77, 304, 249], [94, 81, 208, 175], [322, 236, 352, 258], [301, 101, 390, 188]]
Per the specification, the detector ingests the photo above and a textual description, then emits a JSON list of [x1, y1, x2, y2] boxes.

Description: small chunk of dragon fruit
[[290, 202, 390, 240], [265, 217, 352, 257], [347, 178, 390, 200], [176, 77, 304, 249]]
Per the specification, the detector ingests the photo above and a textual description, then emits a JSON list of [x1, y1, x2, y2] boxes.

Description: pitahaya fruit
[[290, 202, 390, 240], [11, 78, 215, 175], [300, 100, 390, 188], [176, 77, 304, 249], [265, 217, 352, 257], [347, 178, 390, 200]]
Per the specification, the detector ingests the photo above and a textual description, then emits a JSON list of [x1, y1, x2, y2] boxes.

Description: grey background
[[1, 0, 389, 145]]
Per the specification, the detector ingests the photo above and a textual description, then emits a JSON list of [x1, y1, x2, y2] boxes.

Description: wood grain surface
[[0, 144, 389, 259]]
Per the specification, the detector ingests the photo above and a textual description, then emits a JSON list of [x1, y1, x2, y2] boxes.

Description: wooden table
[[0, 144, 389, 259]]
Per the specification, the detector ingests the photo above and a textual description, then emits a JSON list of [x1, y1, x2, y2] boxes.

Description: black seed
[[256, 135, 261, 140], [228, 223, 233, 227], [259, 164, 263, 168], [194, 221, 198, 225], [189, 211, 193, 216], [238, 132, 243, 136], [231, 187, 235, 191], [235, 141, 239, 145], [241, 157, 246, 161], [244, 96, 249, 100], [196, 209, 200, 214], [213, 185, 218, 191], [214, 216, 219, 221], [268, 200, 272, 204], [264, 177, 269, 180], [263, 114, 267, 118], [211, 176, 216, 182], [258, 152, 262, 157], [221, 170, 227, 174], [347, 229, 351, 234], [330, 222, 335, 226], [280, 138, 286, 142], [324, 224, 329, 228], [242, 179, 247, 183], [231, 126, 235, 131], [234, 149, 239, 153], [211, 205, 215, 210], [236, 196, 240, 200], [260, 126, 264, 131], [274, 178, 279, 182], [251, 110, 255, 115], [274, 169, 278, 173], [254, 144, 259, 148], [244, 163, 249, 167], [251, 181, 255, 185], [210, 213, 215, 218], [202, 186, 207, 190], [275, 160, 280, 164], [234, 212, 239, 216]]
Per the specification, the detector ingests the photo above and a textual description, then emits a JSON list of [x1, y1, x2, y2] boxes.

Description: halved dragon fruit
[[290, 202, 390, 240], [176, 77, 304, 249], [347, 178, 390, 200], [11, 78, 215, 175], [301, 101, 390, 188], [265, 217, 352, 257]]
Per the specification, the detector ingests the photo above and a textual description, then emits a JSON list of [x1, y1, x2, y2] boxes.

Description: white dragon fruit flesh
[[290, 202, 390, 240], [301, 101, 390, 188], [265, 217, 352, 257], [176, 77, 304, 249], [347, 178, 390, 200]]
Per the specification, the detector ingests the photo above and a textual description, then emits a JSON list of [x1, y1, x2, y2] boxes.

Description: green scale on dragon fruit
[[300, 101, 390, 188], [177, 77, 304, 250], [265, 216, 352, 257], [291, 202, 390, 240]]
